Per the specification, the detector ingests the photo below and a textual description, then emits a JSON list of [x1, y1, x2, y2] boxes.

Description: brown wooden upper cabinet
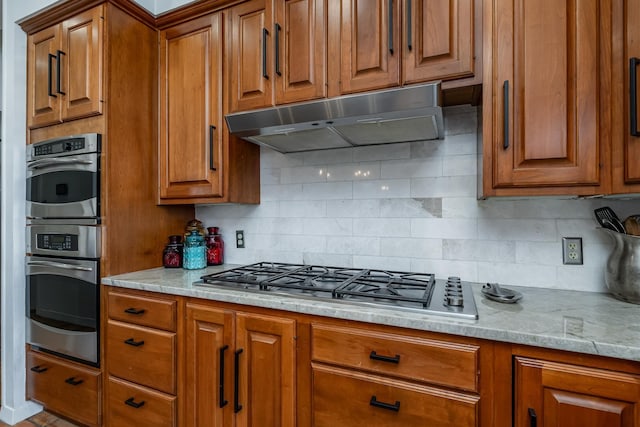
[[227, 0, 327, 113], [27, 5, 103, 129], [481, 0, 612, 197], [328, 0, 476, 96]]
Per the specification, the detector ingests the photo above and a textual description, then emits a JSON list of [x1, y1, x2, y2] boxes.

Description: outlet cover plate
[[236, 230, 245, 248], [562, 237, 583, 265]]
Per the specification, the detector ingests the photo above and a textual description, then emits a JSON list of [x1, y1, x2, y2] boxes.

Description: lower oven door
[[26, 256, 99, 365]]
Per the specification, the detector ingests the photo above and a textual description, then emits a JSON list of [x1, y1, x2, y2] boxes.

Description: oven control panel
[[33, 138, 86, 156], [37, 234, 79, 251]]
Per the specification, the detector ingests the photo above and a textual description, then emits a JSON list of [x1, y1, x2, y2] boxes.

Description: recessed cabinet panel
[[403, 0, 474, 84], [28, 27, 61, 128]]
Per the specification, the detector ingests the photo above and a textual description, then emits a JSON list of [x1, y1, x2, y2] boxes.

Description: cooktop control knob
[[444, 277, 464, 306]]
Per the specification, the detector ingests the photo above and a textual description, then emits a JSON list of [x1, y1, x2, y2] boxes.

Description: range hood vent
[[225, 82, 444, 153]]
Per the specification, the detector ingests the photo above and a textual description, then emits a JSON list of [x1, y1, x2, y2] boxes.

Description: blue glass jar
[[183, 229, 206, 270]]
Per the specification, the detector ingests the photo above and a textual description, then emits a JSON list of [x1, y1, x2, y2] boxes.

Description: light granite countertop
[[102, 265, 640, 362]]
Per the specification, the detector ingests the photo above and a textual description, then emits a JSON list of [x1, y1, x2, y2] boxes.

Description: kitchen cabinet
[[183, 301, 296, 427], [328, 0, 477, 96], [27, 350, 101, 427], [481, 0, 612, 196], [310, 323, 481, 426], [226, 0, 326, 113], [159, 12, 260, 204], [612, 0, 640, 193], [514, 356, 640, 427], [27, 5, 103, 129], [104, 288, 178, 426]]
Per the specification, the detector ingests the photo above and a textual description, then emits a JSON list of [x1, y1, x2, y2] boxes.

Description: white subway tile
[[443, 239, 515, 263], [281, 166, 328, 184], [303, 218, 353, 236], [197, 202, 278, 219], [515, 241, 561, 266], [477, 219, 557, 242], [303, 253, 353, 267], [249, 250, 304, 264], [326, 236, 381, 255], [556, 265, 607, 293], [354, 218, 411, 237], [302, 148, 354, 165], [443, 154, 477, 177], [353, 255, 412, 271], [410, 176, 477, 198], [411, 218, 478, 239], [442, 198, 482, 218], [380, 198, 442, 218], [260, 147, 305, 168], [380, 157, 443, 179], [477, 262, 556, 288], [278, 201, 327, 218], [327, 162, 381, 181], [555, 219, 606, 242], [262, 184, 304, 201], [326, 199, 380, 217], [353, 179, 411, 199], [409, 259, 478, 281], [380, 238, 443, 259], [260, 168, 281, 185], [301, 182, 353, 200], [353, 143, 411, 161], [251, 234, 326, 252], [250, 218, 305, 234]]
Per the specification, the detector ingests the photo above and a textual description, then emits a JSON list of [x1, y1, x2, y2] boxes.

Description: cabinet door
[[515, 357, 640, 427], [27, 25, 62, 128], [403, 0, 474, 84], [490, 0, 605, 189], [184, 303, 234, 427], [235, 312, 296, 427], [337, 0, 401, 94], [620, 0, 640, 187], [60, 6, 103, 122], [274, 0, 326, 104], [228, 0, 274, 112], [159, 14, 223, 201]]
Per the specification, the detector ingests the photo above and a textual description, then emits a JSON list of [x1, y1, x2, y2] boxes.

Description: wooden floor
[[0, 411, 79, 427]]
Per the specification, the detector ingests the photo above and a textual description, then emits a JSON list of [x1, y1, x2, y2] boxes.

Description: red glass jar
[[205, 227, 224, 266], [163, 235, 183, 268]]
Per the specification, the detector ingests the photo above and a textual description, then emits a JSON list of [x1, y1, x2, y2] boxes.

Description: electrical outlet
[[236, 230, 245, 248], [562, 237, 583, 265]]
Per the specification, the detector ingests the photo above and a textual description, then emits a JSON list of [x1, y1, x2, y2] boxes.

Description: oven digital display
[[37, 234, 79, 251]]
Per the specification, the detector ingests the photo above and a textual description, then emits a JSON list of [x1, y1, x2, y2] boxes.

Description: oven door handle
[[27, 158, 94, 170], [27, 260, 94, 272]]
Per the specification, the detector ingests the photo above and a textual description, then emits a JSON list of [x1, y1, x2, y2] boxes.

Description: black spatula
[[594, 207, 626, 233]]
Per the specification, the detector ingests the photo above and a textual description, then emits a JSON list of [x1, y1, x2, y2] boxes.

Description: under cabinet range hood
[[225, 82, 444, 153]]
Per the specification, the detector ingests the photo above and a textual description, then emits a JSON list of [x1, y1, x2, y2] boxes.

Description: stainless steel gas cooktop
[[199, 262, 478, 320]]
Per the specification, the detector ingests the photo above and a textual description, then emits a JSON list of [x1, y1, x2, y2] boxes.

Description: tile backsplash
[[197, 106, 640, 292]]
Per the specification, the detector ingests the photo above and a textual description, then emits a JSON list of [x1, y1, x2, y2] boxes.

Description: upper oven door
[[26, 134, 101, 219]]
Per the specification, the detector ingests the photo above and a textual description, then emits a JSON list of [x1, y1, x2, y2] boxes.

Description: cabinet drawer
[[106, 320, 176, 394], [106, 376, 176, 427], [311, 323, 479, 391], [312, 364, 478, 427], [27, 350, 101, 427], [108, 290, 177, 331]]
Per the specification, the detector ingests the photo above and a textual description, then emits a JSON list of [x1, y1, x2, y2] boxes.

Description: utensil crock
[[602, 228, 640, 304]]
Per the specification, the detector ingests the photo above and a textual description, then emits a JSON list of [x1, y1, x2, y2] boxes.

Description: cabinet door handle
[[209, 125, 217, 171], [125, 397, 145, 409], [370, 395, 400, 412], [503, 80, 510, 150], [262, 28, 269, 79], [630, 57, 640, 136], [219, 345, 229, 408], [234, 348, 243, 413], [64, 376, 84, 386], [406, 0, 412, 51], [30, 365, 48, 373], [48, 54, 57, 98], [369, 350, 400, 364], [388, 0, 394, 54], [124, 307, 146, 315], [528, 408, 537, 427], [56, 50, 66, 95], [124, 338, 145, 347], [275, 23, 282, 76]]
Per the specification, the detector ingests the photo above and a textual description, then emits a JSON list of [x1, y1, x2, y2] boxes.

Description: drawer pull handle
[[30, 365, 48, 373], [124, 338, 145, 347], [219, 345, 229, 408], [125, 397, 146, 409], [234, 348, 243, 413], [370, 395, 400, 412], [124, 308, 146, 315], [64, 377, 84, 386], [369, 351, 400, 364], [528, 408, 537, 427], [631, 57, 640, 136]]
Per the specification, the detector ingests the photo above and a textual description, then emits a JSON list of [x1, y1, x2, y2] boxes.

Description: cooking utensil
[[481, 283, 523, 303], [594, 207, 626, 233], [624, 215, 640, 236], [601, 228, 640, 304]]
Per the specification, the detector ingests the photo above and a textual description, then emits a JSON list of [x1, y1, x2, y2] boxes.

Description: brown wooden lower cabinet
[[27, 350, 101, 427], [312, 364, 479, 426], [106, 377, 176, 427], [514, 356, 640, 427]]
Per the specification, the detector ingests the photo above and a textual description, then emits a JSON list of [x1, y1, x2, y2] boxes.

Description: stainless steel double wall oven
[[26, 133, 101, 366]]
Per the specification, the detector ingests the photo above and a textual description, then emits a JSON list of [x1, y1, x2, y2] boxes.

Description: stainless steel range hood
[[225, 82, 444, 153]]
